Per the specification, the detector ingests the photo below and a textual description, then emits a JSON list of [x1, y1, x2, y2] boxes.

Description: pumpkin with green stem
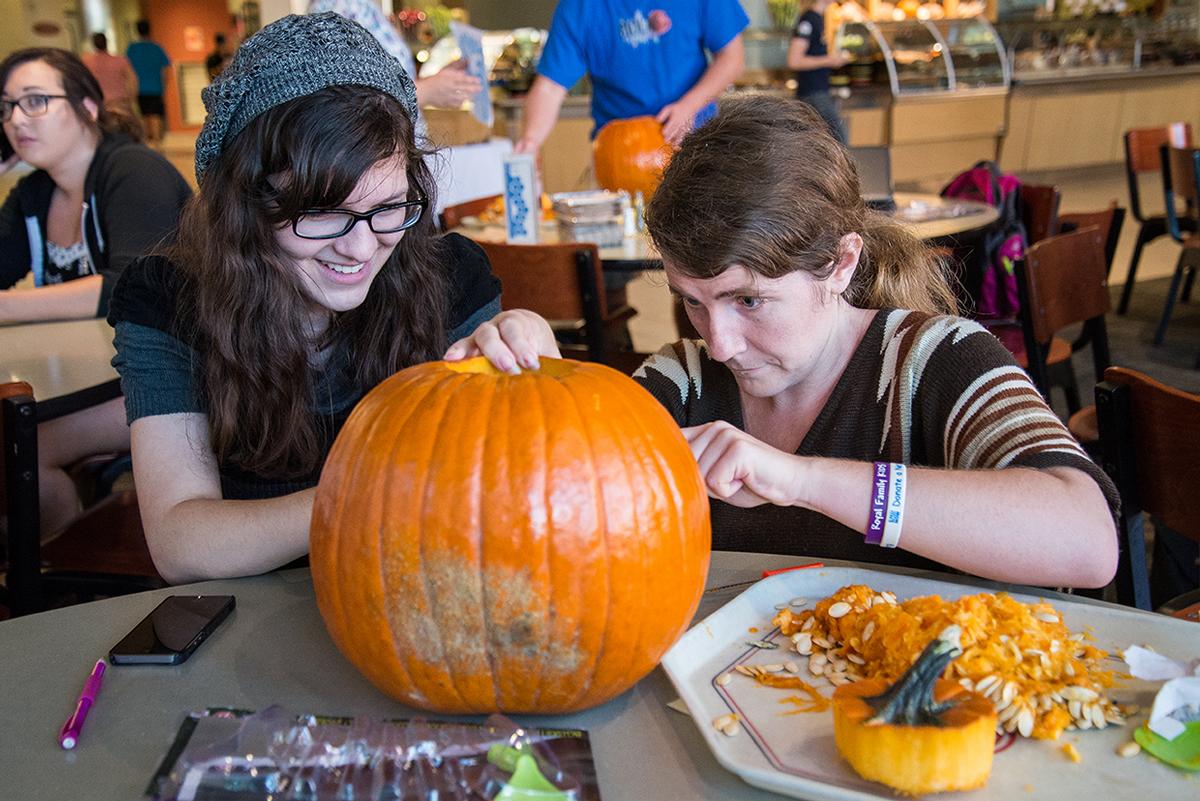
[[832, 625, 997, 795]]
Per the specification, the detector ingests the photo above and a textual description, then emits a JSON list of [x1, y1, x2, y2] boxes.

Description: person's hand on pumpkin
[[656, 98, 701, 146], [444, 309, 561, 375], [682, 421, 803, 508]]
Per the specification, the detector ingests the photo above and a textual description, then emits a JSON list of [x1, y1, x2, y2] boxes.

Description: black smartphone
[[0, 128, 14, 162], [109, 595, 235, 665]]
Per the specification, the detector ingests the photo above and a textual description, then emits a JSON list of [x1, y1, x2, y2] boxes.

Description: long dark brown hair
[[646, 95, 957, 315], [169, 85, 448, 478], [0, 48, 143, 141]]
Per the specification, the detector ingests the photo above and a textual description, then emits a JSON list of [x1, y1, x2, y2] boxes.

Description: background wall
[[143, 0, 234, 131], [462, 0, 555, 29]]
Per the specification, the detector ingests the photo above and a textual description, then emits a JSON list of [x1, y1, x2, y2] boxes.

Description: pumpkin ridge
[[473, 374, 503, 711], [376, 372, 454, 700], [549, 368, 612, 709], [406, 370, 474, 711], [315, 371, 430, 696]]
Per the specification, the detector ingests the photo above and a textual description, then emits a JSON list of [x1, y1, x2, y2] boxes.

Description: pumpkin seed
[[793, 633, 813, 655], [881, 591, 898, 604], [735, 665, 756, 677], [975, 675, 1002, 695], [812, 636, 834, 649], [784, 661, 800, 673], [713, 713, 736, 730], [1016, 707, 1035, 738], [761, 663, 783, 673], [1064, 661, 1076, 677], [846, 653, 866, 665], [827, 672, 851, 686], [789, 597, 807, 607], [1116, 741, 1140, 758], [775, 603, 789, 610], [1062, 685, 1098, 703], [722, 719, 741, 737], [801, 617, 815, 632], [827, 602, 852, 618], [1088, 703, 1107, 730], [808, 661, 826, 677], [716, 672, 733, 686], [1035, 612, 1060, 624], [1001, 680, 1019, 707], [959, 678, 974, 690], [861, 621, 876, 643], [1068, 699, 1082, 720], [747, 640, 778, 650]]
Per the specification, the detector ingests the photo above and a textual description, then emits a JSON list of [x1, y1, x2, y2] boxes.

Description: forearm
[[792, 459, 1117, 588], [146, 489, 316, 584], [678, 38, 745, 111], [517, 77, 568, 151], [0, 275, 103, 322], [788, 53, 840, 71]]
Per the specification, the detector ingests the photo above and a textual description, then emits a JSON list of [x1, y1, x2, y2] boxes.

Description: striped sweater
[[633, 309, 1118, 570]]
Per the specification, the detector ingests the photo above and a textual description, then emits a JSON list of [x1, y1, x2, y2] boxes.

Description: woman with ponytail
[[630, 95, 1119, 590], [0, 47, 190, 537]]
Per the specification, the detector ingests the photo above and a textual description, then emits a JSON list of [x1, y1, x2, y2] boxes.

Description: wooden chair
[[1, 383, 161, 617], [471, 240, 645, 373], [1016, 228, 1111, 421], [1154, 145, 1200, 346], [1053, 204, 1127, 444], [1096, 367, 1200, 610], [439, 194, 501, 230], [1019, 182, 1061, 246], [1120, 123, 1194, 314]]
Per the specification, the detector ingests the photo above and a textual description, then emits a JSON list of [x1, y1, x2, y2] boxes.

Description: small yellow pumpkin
[[832, 626, 997, 795]]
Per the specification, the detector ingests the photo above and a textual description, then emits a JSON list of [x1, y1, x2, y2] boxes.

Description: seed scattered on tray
[[716, 672, 732, 687], [747, 640, 778, 649], [713, 713, 740, 736], [1116, 741, 1140, 758]]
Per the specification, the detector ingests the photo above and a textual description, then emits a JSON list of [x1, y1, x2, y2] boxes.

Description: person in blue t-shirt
[[125, 19, 170, 145], [788, 0, 848, 144], [514, 0, 748, 153]]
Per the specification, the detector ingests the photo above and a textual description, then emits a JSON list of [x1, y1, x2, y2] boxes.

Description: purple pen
[[59, 659, 106, 749]]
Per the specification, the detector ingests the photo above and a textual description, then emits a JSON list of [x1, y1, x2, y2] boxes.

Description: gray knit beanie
[[194, 12, 418, 184]]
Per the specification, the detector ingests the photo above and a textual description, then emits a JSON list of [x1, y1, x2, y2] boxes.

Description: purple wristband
[[866, 461, 889, 545]]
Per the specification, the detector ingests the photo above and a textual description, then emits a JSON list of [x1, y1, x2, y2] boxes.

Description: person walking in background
[[205, 33, 234, 81], [514, 0, 749, 153], [81, 32, 137, 115], [788, 0, 848, 144], [126, 19, 171, 146]]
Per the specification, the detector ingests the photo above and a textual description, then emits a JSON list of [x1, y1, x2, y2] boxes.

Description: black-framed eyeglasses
[[291, 196, 428, 240], [0, 93, 70, 122]]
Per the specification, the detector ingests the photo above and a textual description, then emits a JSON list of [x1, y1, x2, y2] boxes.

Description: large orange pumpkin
[[592, 116, 672, 199], [311, 356, 711, 713]]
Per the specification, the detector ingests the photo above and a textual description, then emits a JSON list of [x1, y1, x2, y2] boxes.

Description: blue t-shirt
[[126, 41, 170, 96], [537, 0, 748, 135]]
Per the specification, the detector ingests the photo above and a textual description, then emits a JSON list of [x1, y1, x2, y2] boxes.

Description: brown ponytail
[[645, 94, 957, 316]]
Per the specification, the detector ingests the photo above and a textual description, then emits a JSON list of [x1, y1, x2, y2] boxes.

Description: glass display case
[[835, 17, 1009, 95]]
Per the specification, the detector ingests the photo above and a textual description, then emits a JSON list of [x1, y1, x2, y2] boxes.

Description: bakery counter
[[1001, 66, 1200, 172]]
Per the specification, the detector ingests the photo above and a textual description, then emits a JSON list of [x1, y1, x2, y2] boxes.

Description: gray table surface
[[1, 317, 118, 417], [0, 551, 1082, 800]]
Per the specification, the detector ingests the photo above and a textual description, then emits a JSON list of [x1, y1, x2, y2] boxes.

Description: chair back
[[1021, 227, 1110, 345], [1058, 204, 1125, 277], [0, 381, 33, 513], [1125, 123, 1192, 222], [439, 194, 502, 230], [1019, 183, 1061, 246], [1161, 145, 1200, 242], [1097, 367, 1200, 609], [473, 240, 608, 360]]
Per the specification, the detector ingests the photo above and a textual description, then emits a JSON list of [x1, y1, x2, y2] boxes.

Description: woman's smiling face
[[272, 155, 414, 322]]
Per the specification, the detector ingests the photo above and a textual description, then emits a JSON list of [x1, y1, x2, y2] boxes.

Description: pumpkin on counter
[[310, 356, 711, 714], [592, 116, 672, 199], [832, 625, 997, 795]]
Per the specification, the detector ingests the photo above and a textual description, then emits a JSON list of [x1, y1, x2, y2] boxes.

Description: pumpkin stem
[[863, 625, 964, 727]]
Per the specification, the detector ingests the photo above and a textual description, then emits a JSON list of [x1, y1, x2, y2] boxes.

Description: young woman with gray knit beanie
[[108, 13, 555, 583]]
